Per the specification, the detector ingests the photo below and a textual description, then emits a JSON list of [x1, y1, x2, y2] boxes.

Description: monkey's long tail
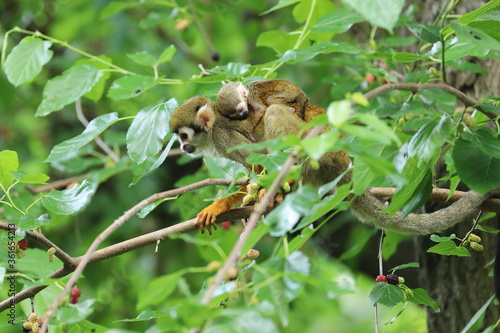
[[350, 189, 496, 235]]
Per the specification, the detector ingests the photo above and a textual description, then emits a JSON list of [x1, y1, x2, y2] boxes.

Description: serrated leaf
[[312, 7, 365, 33], [11, 171, 49, 184], [107, 75, 156, 100], [157, 45, 176, 65], [0, 150, 19, 188], [430, 234, 458, 242], [45, 113, 119, 162], [76, 55, 113, 102], [409, 288, 440, 312], [36, 64, 103, 116], [41, 180, 94, 215], [203, 157, 248, 179], [264, 185, 320, 236], [18, 214, 52, 230], [127, 51, 157, 67], [301, 131, 340, 161], [4, 37, 53, 86], [452, 136, 500, 193], [342, 0, 404, 32], [126, 101, 173, 164], [444, 37, 490, 61], [451, 20, 500, 52], [427, 240, 471, 257], [369, 283, 405, 308], [407, 116, 451, 166], [56, 299, 95, 324], [275, 41, 360, 64], [466, 127, 500, 159]]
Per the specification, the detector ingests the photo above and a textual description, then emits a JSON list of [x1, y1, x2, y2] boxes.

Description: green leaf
[[257, 30, 299, 54], [342, 0, 404, 32], [407, 116, 452, 166], [451, 20, 500, 52], [444, 38, 490, 61], [45, 113, 119, 162], [18, 214, 52, 230], [452, 135, 500, 193], [4, 37, 53, 86], [36, 64, 103, 116], [275, 41, 360, 64], [76, 55, 113, 102], [460, 295, 495, 333], [369, 283, 405, 308], [261, 0, 301, 15], [264, 185, 320, 236], [41, 180, 95, 215], [205, 309, 279, 333], [0, 150, 19, 188], [203, 157, 248, 180], [301, 131, 340, 161], [392, 52, 428, 63], [284, 251, 310, 300], [465, 127, 500, 159], [409, 288, 440, 312], [312, 7, 365, 33], [56, 299, 95, 324], [389, 262, 420, 271], [127, 51, 157, 67], [157, 45, 177, 65], [430, 234, 458, 242], [209, 62, 250, 76], [100, 1, 142, 18], [127, 101, 173, 164], [327, 99, 351, 127], [107, 75, 156, 100], [12, 172, 49, 184], [427, 240, 471, 257], [137, 272, 184, 309]]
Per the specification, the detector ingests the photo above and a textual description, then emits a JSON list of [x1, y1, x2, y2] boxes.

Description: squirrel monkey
[[170, 80, 319, 232]]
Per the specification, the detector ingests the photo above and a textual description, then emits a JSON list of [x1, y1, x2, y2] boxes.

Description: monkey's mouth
[[182, 143, 196, 154]]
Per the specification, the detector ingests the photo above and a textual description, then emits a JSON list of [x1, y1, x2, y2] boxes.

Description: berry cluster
[[22, 312, 44, 333], [375, 273, 404, 285]]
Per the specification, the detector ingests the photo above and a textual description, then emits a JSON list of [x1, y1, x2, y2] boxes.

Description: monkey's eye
[[179, 133, 189, 140]]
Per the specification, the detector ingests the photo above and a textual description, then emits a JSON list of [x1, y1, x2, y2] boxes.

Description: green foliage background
[[1, 0, 500, 332]]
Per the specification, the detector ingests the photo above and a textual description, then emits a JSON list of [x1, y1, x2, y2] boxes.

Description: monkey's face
[[169, 96, 220, 158]]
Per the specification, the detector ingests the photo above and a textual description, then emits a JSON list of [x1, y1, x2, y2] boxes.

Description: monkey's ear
[[197, 104, 215, 131], [237, 82, 249, 99]]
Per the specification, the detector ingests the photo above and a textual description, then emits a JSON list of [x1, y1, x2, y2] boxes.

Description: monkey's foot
[[196, 207, 218, 236], [196, 192, 247, 235]]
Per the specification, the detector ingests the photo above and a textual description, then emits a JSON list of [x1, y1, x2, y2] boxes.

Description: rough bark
[[407, 0, 500, 331]]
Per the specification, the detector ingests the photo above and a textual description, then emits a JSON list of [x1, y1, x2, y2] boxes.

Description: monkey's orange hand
[[196, 192, 246, 235]]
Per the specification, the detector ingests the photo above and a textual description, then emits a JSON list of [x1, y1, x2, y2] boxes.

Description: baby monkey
[[217, 79, 310, 133]]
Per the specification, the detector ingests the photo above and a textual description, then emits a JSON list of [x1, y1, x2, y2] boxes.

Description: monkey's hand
[[196, 191, 246, 235]]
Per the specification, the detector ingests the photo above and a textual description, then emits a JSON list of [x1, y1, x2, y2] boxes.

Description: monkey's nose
[[240, 109, 249, 118], [183, 144, 196, 154]]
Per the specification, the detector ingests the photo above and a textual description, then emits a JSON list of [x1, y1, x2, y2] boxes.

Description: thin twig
[[38, 178, 247, 332]]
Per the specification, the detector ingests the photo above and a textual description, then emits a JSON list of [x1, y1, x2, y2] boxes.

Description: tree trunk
[[407, 0, 500, 330]]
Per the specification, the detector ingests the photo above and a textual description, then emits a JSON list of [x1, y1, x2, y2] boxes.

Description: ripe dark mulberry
[[386, 273, 399, 285]]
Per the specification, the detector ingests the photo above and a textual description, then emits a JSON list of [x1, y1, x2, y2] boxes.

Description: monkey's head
[[169, 96, 220, 158], [217, 82, 249, 120]]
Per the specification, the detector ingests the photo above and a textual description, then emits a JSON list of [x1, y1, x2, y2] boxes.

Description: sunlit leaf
[[41, 180, 95, 215], [36, 64, 103, 116], [4, 37, 53, 86], [342, 0, 404, 32], [312, 7, 365, 33], [127, 51, 157, 67], [427, 240, 471, 257], [107, 75, 156, 100], [45, 113, 119, 162], [12, 171, 49, 184], [18, 214, 52, 230], [126, 101, 173, 164], [56, 299, 95, 324], [157, 45, 176, 65], [0, 150, 19, 188]]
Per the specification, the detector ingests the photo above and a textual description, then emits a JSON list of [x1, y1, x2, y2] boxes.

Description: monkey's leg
[[196, 190, 246, 235]]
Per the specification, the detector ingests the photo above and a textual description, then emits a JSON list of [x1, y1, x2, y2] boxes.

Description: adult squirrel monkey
[[170, 79, 322, 232]]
